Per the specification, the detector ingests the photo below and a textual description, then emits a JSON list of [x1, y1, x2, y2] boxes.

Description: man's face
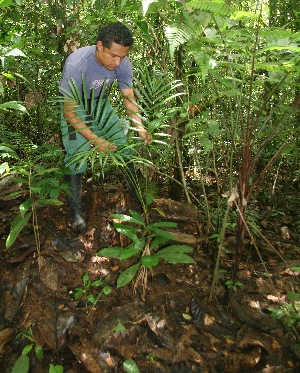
[[96, 41, 130, 71]]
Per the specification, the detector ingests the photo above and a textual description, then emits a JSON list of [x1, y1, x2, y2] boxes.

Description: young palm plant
[[132, 65, 188, 195]]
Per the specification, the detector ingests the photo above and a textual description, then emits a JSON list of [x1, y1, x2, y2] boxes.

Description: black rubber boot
[[65, 173, 87, 233]]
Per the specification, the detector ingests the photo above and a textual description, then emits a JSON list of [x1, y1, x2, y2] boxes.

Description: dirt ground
[[0, 172, 299, 372]]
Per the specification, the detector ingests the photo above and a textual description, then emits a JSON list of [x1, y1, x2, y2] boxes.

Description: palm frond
[[58, 77, 135, 169], [133, 66, 185, 115]]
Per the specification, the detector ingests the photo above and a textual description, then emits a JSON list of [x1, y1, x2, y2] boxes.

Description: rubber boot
[[65, 174, 87, 233]]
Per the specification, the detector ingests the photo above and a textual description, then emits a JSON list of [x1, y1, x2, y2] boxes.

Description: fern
[[165, 22, 194, 58], [187, 0, 234, 17], [0, 124, 34, 154]]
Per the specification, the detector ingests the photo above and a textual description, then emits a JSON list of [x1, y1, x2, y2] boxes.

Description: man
[[59, 22, 152, 233]]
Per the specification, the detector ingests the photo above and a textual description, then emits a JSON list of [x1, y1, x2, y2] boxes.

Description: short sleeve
[[116, 58, 133, 90]]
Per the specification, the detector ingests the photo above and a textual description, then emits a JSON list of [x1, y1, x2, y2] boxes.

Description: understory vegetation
[[0, 0, 299, 372]]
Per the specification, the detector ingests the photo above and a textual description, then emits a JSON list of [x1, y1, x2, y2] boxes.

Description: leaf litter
[[0, 174, 299, 372]]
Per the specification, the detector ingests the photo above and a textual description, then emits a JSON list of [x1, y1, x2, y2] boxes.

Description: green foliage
[[12, 327, 43, 373], [187, 0, 233, 17], [0, 0, 15, 8], [11, 326, 64, 373], [97, 210, 195, 290], [0, 46, 28, 114], [225, 280, 243, 292], [0, 0, 298, 312], [132, 65, 188, 182], [49, 365, 64, 373], [56, 77, 146, 173], [11, 355, 29, 373], [270, 292, 300, 330], [133, 66, 185, 127], [73, 272, 112, 310], [123, 358, 140, 373], [115, 321, 126, 332], [0, 142, 68, 249]]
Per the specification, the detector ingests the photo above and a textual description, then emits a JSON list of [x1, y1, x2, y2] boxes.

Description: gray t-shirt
[[59, 45, 132, 99]]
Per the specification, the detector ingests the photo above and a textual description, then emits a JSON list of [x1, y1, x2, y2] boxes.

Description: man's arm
[[63, 99, 117, 152], [121, 88, 152, 144]]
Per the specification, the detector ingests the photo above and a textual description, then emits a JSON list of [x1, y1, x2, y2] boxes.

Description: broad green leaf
[[37, 198, 63, 206], [49, 364, 64, 373], [102, 285, 112, 295], [123, 358, 140, 373], [0, 0, 14, 8], [291, 267, 300, 272], [141, 254, 159, 269], [115, 322, 126, 332], [110, 213, 145, 226], [133, 236, 146, 250], [35, 345, 43, 361], [0, 101, 28, 113], [159, 251, 195, 264], [158, 245, 194, 254], [87, 294, 96, 303], [148, 221, 177, 228], [287, 292, 300, 301], [110, 213, 132, 221], [156, 245, 195, 264], [117, 263, 140, 288], [148, 227, 176, 240], [82, 272, 90, 284], [111, 210, 145, 226], [91, 280, 104, 287], [19, 198, 33, 218], [74, 288, 84, 300], [11, 354, 30, 373], [208, 120, 219, 137], [22, 344, 33, 355], [6, 212, 32, 249], [114, 223, 140, 243], [128, 210, 145, 226], [150, 235, 174, 251], [120, 246, 143, 261], [97, 247, 122, 258]]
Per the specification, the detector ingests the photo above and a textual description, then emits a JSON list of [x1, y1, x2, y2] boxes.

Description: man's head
[[97, 22, 133, 48], [96, 22, 133, 71]]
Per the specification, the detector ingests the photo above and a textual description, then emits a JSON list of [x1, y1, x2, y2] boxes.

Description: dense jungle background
[[0, 0, 299, 372]]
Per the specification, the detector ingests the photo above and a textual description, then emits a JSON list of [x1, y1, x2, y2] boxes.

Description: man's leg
[[61, 109, 90, 232], [64, 173, 87, 233]]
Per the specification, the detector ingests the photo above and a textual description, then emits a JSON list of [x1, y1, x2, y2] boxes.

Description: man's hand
[[93, 137, 117, 152], [121, 88, 152, 145], [136, 124, 152, 144], [63, 100, 117, 152]]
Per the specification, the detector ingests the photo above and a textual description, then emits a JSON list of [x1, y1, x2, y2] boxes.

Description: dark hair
[[97, 22, 133, 48]]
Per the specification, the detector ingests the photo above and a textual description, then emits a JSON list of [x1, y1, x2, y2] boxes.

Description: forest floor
[[0, 172, 299, 373]]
